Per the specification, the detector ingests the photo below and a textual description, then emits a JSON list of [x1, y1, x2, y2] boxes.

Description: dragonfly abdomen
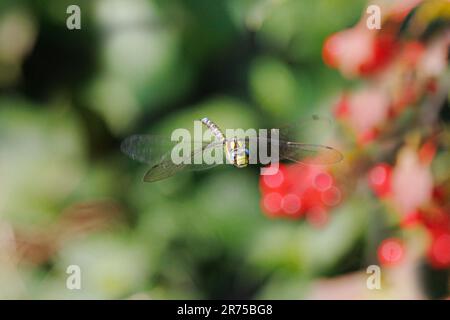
[[201, 118, 225, 141]]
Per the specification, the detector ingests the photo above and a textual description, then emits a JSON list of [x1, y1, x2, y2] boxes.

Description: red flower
[[400, 211, 423, 228], [334, 87, 390, 145], [323, 28, 396, 78], [333, 94, 349, 119], [391, 148, 433, 215], [377, 238, 405, 267], [322, 28, 374, 77], [427, 230, 450, 269], [432, 185, 447, 206], [418, 140, 436, 166], [322, 33, 340, 68], [419, 206, 450, 268], [368, 163, 392, 198], [357, 129, 379, 145], [260, 163, 341, 223], [359, 34, 396, 75], [401, 41, 425, 66], [421, 207, 450, 232]]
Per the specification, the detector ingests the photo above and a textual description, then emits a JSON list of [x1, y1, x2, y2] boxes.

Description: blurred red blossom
[[368, 163, 392, 198], [368, 147, 434, 215], [260, 164, 341, 225], [392, 148, 434, 215], [427, 230, 450, 269], [333, 35, 449, 144], [334, 87, 390, 144], [261, 0, 449, 277], [368, 146, 450, 268], [421, 206, 450, 268], [378, 237, 405, 267], [322, 26, 396, 78], [332, 6, 449, 267], [418, 139, 437, 165]]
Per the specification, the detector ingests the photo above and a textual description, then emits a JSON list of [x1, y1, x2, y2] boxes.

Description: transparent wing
[[121, 134, 219, 165], [244, 136, 343, 165], [121, 134, 177, 165], [241, 114, 342, 165], [277, 141, 343, 165], [143, 140, 224, 182]]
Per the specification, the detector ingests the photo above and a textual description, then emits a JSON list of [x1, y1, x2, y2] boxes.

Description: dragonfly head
[[227, 138, 249, 168]]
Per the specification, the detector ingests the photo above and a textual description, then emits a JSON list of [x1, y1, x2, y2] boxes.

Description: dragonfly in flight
[[121, 115, 343, 182]]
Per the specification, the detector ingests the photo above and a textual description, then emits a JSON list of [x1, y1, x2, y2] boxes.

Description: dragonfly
[[121, 115, 343, 182]]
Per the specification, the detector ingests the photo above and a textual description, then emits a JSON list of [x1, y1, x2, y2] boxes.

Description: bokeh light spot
[[262, 192, 282, 214], [281, 193, 301, 214], [262, 169, 284, 189], [314, 172, 332, 191], [430, 233, 450, 268], [369, 165, 387, 186], [321, 186, 341, 206], [378, 238, 404, 267]]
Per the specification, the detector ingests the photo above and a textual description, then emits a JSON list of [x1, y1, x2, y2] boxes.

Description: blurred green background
[[0, 0, 448, 299]]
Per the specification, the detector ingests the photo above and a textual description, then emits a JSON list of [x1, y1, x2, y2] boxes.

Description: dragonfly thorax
[[201, 118, 249, 168], [225, 138, 249, 168]]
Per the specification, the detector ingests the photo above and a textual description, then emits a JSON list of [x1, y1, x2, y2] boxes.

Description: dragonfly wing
[[121, 134, 175, 165], [143, 155, 187, 182], [143, 141, 223, 182], [279, 141, 343, 165], [244, 136, 343, 166]]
